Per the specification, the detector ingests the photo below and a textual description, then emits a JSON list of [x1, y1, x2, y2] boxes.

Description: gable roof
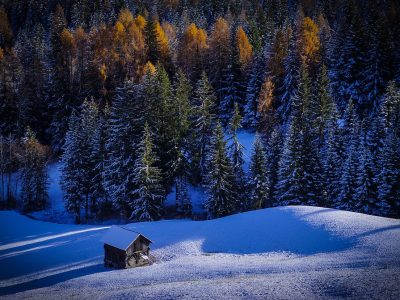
[[101, 226, 152, 251]]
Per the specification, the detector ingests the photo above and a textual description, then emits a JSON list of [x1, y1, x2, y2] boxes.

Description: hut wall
[[104, 244, 127, 269]]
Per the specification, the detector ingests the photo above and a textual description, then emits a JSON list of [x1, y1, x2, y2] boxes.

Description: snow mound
[[0, 206, 399, 298]]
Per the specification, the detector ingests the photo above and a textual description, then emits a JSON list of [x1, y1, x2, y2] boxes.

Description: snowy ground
[[1, 206, 400, 299]]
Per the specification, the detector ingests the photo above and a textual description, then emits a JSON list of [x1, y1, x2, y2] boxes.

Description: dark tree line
[[0, 0, 399, 220]]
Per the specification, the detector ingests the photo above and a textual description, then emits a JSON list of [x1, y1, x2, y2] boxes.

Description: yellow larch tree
[[258, 76, 277, 132], [298, 17, 320, 65], [179, 23, 208, 77], [60, 28, 76, 88], [143, 60, 156, 77], [155, 20, 170, 62], [236, 26, 253, 69], [135, 15, 147, 31]]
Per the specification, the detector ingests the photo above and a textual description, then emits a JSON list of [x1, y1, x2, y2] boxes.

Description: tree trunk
[[85, 193, 89, 224], [75, 205, 81, 224]]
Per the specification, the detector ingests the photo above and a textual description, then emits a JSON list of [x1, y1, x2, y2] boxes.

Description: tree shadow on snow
[[199, 209, 356, 255], [0, 263, 110, 296]]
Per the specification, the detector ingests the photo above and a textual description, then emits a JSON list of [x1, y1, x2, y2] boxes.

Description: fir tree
[[61, 100, 99, 223], [337, 122, 359, 211], [205, 122, 237, 218], [228, 103, 246, 210], [170, 70, 192, 215], [265, 126, 283, 206], [130, 123, 164, 221], [152, 65, 174, 190], [377, 129, 399, 217], [376, 82, 400, 216], [79, 99, 99, 221], [145, 17, 160, 65], [275, 65, 322, 206], [191, 72, 217, 183], [278, 34, 300, 123], [20, 127, 48, 212], [355, 132, 378, 214], [90, 106, 109, 217], [243, 57, 265, 128], [104, 80, 139, 217], [322, 106, 343, 207], [315, 64, 335, 149], [249, 133, 269, 210], [61, 111, 83, 223]]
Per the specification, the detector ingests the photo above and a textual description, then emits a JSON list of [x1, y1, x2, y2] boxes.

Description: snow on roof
[[101, 226, 151, 251]]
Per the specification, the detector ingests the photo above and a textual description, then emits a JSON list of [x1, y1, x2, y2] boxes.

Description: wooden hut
[[101, 226, 153, 269]]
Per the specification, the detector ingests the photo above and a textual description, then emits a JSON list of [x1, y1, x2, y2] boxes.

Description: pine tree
[[322, 106, 343, 207], [336, 111, 359, 211], [376, 82, 400, 217], [205, 122, 237, 218], [61, 100, 98, 223], [377, 129, 399, 217], [315, 64, 335, 149], [145, 17, 160, 65], [362, 14, 391, 113], [79, 99, 99, 221], [279, 32, 300, 123], [61, 111, 83, 223], [276, 65, 321, 206], [243, 56, 265, 128], [104, 80, 139, 217], [130, 123, 164, 221], [338, 126, 360, 211], [151, 65, 174, 190], [249, 133, 269, 210], [228, 103, 246, 210], [329, 5, 365, 110], [265, 126, 283, 206], [170, 70, 192, 215], [0, 49, 23, 136], [354, 131, 378, 214], [48, 4, 75, 153], [20, 127, 48, 212], [90, 106, 109, 217], [191, 72, 217, 183]]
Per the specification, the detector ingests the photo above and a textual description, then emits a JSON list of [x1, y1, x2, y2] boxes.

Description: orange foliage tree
[[179, 23, 208, 78], [236, 26, 253, 70], [258, 76, 277, 132], [155, 20, 171, 63], [298, 17, 320, 65], [208, 17, 231, 85]]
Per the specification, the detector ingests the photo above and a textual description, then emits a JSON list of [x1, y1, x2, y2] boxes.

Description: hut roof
[[101, 226, 152, 251]]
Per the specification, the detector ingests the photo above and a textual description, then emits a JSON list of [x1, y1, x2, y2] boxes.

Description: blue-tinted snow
[[1, 206, 399, 298]]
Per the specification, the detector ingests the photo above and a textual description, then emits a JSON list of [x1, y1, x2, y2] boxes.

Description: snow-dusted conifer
[[103, 80, 138, 217], [228, 103, 246, 210], [61, 111, 83, 223], [354, 132, 378, 214], [170, 70, 192, 215], [249, 133, 269, 210], [130, 123, 164, 221], [205, 122, 237, 218], [191, 71, 217, 183], [20, 127, 48, 212]]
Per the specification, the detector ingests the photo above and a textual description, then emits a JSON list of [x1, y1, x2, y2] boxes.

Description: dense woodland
[[0, 0, 399, 222]]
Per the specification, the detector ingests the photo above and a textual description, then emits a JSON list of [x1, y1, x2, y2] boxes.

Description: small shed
[[101, 226, 153, 269]]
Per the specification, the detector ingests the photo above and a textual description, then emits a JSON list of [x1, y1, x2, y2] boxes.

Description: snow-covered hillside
[[1, 206, 400, 299]]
